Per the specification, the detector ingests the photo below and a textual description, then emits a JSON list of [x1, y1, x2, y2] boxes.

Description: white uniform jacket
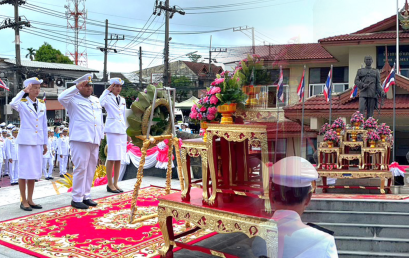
[[252, 210, 338, 258], [0, 138, 5, 162], [10, 90, 48, 146], [6, 137, 18, 161], [58, 86, 104, 145], [43, 137, 55, 159], [57, 136, 70, 156], [99, 89, 126, 134]]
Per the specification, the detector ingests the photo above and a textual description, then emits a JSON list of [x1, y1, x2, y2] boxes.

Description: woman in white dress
[[99, 78, 126, 193], [10, 78, 48, 211]]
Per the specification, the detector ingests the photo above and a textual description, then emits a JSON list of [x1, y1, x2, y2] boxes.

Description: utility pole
[[205, 47, 227, 86], [139, 46, 143, 88], [154, 0, 185, 87], [0, 0, 30, 94], [233, 26, 256, 54], [98, 19, 125, 82]]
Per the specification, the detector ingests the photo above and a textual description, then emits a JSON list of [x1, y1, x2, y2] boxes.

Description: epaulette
[[21, 98, 27, 102], [39, 99, 45, 103]]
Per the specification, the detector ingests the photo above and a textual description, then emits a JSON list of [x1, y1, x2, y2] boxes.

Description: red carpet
[[0, 186, 215, 257], [313, 193, 409, 200]]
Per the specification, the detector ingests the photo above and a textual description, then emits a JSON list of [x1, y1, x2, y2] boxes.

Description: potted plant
[[350, 111, 364, 129], [367, 131, 381, 148], [323, 129, 339, 148], [377, 123, 392, 142], [363, 117, 378, 131], [212, 70, 247, 124], [331, 118, 345, 136], [190, 90, 220, 141], [319, 123, 331, 136]]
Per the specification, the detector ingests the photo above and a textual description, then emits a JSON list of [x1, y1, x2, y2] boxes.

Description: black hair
[[270, 183, 311, 206], [23, 93, 29, 98]]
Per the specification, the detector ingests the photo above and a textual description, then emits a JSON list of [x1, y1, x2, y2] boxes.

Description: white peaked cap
[[6, 124, 14, 129], [23, 77, 43, 88], [110, 77, 124, 85], [0, 122, 5, 127], [11, 127, 19, 132], [271, 156, 318, 188], [73, 73, 93, 85]]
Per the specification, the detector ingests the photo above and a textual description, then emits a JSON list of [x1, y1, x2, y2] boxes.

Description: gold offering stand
[[129, 87, 184, 224], [317, 126, 392, 194]]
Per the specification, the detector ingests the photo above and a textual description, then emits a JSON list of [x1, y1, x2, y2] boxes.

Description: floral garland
[[367, 131, 381, 142], [323, 129, 340, 144], [377, 123, 391, 136], [331, 118, 345, 130], [350, 111, 364, 124], [319, 123, 331, 135], [363, 117, 378, 130]]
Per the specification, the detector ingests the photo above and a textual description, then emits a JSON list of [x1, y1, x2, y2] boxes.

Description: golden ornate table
[[317, 147, 340, 169], [338, 154, 363, 169], [362, 147, 386, 170], [341, 141, 364, 152], [206, 124, 271, 213], [158, 188, 278, 258], [344, 129, 368, 145]]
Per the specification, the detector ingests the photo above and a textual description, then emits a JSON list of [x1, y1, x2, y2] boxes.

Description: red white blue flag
[[0, 79, 9, 91], [297, 68, 305, 102], [382, 65, 395, 93], [350, 84, 358, 98], [323, 67, 332, 102], [277, 66, 284, 102], [43, 92, 46, 103]]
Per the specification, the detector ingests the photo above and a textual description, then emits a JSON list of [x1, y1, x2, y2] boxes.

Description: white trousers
[[0, 162, 3, 177], [43, 158, 54, 178], [9, 160, 19, 183], [3, 160, 8, 174], [59, 155, 68, 175], [70, 141, 99, 202]]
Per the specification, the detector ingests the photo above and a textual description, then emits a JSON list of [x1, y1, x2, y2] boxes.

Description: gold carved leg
[[261, 136, 272, 213], [158, 207, 175, 257], [201, 150, 209, 202], [207, 133, 218, 206], [129, 139, 151, 223], [380, 177, 386, 194], [180, 148, 190, 201], [165, 140, 173, 195], [173, 137, 185, 191]]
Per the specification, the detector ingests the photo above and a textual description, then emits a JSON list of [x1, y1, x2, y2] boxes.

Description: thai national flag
[[382, 66, 395, 93], [297, 69, 305, 102], [350, 85, 358, 98], [323, 68, 332, 102], [277, 66, 284, 102], [43, 92, 46, 103], [0, 79, 9, 91]]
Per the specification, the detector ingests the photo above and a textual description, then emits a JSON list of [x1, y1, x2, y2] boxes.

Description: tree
[[187, 53, 202, 63], [25, 47, 36, 61], [171, 76, 195, 102], [35, 42, 73, 64]]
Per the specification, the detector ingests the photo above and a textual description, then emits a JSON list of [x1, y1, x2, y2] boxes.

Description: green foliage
[[25, 47, 36, 61], [171, 75, 194, 102], [187, 53, 202, 63], [121, 87, 139, 108], [215, 71, 247, 105], [239, 54, 272, 85], [35, 42, 73, 64], [99, 135, 107, 164]]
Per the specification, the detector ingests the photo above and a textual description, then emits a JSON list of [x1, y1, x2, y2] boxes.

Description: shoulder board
[[39, 99, 45, 103], [21, 98, 27, 102]]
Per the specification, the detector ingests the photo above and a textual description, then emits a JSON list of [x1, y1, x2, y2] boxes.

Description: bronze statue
[[354, 56, 386, 118]]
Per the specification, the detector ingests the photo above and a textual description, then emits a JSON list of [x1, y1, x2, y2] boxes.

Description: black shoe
[[20, 203, 32, 211], [116, 188, 124, 193], [35, 179, 39, 182], [29, 203, 42, 209], [71, 201, 89, 210], [60, 174, 65, 178], [45, 177, 50, 180], [107, 185, 120, 193], [3, 174, 8, 177], [49, 176, 54, 180], [83, 199, 98, 207]]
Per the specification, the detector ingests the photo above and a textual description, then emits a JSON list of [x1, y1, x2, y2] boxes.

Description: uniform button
[[35, 131, 38, 133], [95, 124, 97, 126], [36, 119, 38, 121], [36, 125, 38, 127]]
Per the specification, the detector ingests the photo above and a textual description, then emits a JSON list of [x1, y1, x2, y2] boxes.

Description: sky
[[0, 0, 399, 74]]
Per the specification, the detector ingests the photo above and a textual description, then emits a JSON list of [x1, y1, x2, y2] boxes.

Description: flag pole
[[329, 65, 333, 125], [393, 63, 396, 162], [300, 65, 306, 158], [274, 65, 282, 163], [394, 0, 399, 161]]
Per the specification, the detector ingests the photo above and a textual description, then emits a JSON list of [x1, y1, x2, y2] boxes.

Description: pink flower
[[253, 54, 261, 58], [210, 95, 219, 105], [191, 104, 197, 112], [67, 187, 73, 193], [208, 107, 217, 115], [212, 78, 225, 86], [210, 87, 221, 94], [198, 113, 203, 120], [204, 96, 209, 102], [237, 77, 240, 82], [190, 112, 198, 119], [242, 58, 248, 62], [220, 71, 226, 77], [207, 114, 215, 121], [211, 81, 216, 86], [200, 106, 206, 112]]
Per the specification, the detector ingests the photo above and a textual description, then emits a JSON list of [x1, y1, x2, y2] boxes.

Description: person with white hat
[[181, 123, 192, 133], [252, 156, 338, 258], [57, 128, 70, 177], [58, 73, 104, 210], [43, 129, 55, 180], [10, 77, 48, 211], [99, 77, 126, 193], [6, 124, 14, 130], [2, 130, 10, 177], [0, 129, 6, 182], [6, 128, 20, 186], [0, 122, 5, 129]]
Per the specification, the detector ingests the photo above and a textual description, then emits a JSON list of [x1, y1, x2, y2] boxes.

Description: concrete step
[[315, 223, 409, 238], [338, 250, 409, 258], [335, 236, 409, 253], [308, 199, 409, 212], [302, 210, 409, 225]]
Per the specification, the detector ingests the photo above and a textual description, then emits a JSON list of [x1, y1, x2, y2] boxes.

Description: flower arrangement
[[236, 54, 272, 86], [189, 86, 220, 123], [212, 69, 247, 105], [332, 118, 346, 130], [367, 131, 381, 142], [386, 134, 394, 146], [323, 129, 340, 144], [377, 123, 391, 136], [350, 111, 364, 125], [363, 117, 378, 130], [319, 123, 331, 135]]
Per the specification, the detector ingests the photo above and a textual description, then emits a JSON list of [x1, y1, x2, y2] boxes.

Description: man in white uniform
[[57, 128, 70, 177], [252, 156, 338, 258], [43, 129, 55, 180], [6, 128, 19, 185], [0, 130, 5, 183], [58, 73, 104, 209], [2, 130, 9, 177]]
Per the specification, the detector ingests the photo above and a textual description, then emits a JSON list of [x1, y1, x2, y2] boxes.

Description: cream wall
[[348, 46, 377, 89]]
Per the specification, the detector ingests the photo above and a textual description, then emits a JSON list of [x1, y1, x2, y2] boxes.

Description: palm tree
[[25, 48, 36, 61]]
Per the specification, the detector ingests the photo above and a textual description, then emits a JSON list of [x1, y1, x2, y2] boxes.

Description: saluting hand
[[76, 80, 88, 91], [107, 83, 115, 92], [24, 84, 32, 93], [43, 145, 48, 155]]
